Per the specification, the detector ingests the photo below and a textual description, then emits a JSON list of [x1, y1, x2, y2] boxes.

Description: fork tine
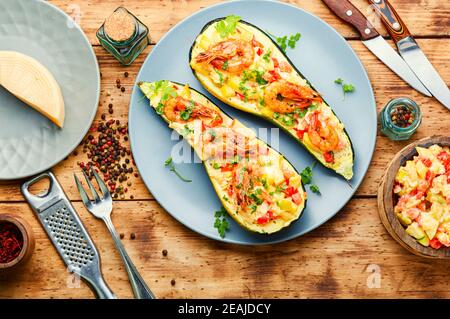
[[74, 174, 93, 208], [91, 167, 111, 199], [82, 170, 101, 203]]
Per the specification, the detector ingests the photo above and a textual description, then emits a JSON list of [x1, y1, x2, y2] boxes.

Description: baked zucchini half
[[138, 80, 307, 234], [189, 17, 354, 180]]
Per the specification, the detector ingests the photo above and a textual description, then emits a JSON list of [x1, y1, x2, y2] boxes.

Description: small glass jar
[[380, 97, 422, 141], [96, 7, 150, 66]]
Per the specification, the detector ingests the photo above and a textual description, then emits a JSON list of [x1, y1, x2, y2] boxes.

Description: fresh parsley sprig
[[300, 162, 321, 195], [334, 78, 355, 100], [268, 32, 301, 52], [164, 157, 192, 183], [214, 207, 230, 238], [215, 15, 241, 38]]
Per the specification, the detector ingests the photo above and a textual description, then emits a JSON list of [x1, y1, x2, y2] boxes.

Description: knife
[[368, 0, 450, 109], [322, 0, 431, 97]]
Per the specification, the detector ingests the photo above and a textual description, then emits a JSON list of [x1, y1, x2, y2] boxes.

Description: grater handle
[[86, 274, 117, 299], [21, 171, 62, 209], [104, 216, 156, 299]]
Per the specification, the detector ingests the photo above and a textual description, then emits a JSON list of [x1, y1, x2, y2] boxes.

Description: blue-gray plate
[[0, 0, 99, 180], [129, 0, 376, 244]]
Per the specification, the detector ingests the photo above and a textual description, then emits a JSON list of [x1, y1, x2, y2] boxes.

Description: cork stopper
[[104, 8, 136, 42]]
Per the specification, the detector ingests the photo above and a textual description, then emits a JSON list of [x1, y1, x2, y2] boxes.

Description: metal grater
[[21, 171, 116, 299]]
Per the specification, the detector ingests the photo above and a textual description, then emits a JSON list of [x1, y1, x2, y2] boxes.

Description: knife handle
[[322, 0, 379, 40], [368, 0, 411, 43]]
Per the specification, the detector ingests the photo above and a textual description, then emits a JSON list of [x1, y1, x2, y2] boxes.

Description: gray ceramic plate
[[0, 0, 99, 180], [129, 0, 377, 244]]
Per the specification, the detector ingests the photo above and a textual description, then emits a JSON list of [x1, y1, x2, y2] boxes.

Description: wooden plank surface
[[50, 0, 450, 44], [1, 199, 450, 299], [0, 0, 449, 299]]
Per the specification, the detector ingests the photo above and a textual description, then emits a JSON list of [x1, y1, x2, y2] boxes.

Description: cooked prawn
[[163, 96, 221, 124], [195, 39, 254, 74], [307, 112, 339, 153], [264, 80, 322, 114]]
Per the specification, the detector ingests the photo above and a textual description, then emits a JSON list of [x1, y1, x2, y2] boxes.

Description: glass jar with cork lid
[[96, 7, 150, 66]]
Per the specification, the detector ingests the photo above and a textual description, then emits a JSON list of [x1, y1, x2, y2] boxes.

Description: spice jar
[[0, 214, 35, 271], [96, 7, 150, 66], [380, 97, 422, 141]]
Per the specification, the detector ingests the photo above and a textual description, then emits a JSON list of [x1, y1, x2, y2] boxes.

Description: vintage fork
[[74, 168, 155, 299]]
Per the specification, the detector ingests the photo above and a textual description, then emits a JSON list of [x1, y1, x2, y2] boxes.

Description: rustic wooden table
[[1, 0, 449, 299]]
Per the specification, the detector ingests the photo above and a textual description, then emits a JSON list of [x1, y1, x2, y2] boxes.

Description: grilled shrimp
[[195, 39, 254, 74], [307, 112, 339, 153], [264, 80, 322, 114], [164, 96, 222, 124]]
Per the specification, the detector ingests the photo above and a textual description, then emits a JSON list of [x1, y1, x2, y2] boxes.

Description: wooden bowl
[[378, 136, 450, 259], [0, 214, 35, 271]]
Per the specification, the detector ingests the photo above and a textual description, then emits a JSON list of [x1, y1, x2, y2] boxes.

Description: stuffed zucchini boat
[[138, 80, 307, 234], [189, 17, 354, 180]]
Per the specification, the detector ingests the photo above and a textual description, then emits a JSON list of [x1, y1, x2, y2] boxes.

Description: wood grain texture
[[49, 0, 450, 43], [1, 199, 450, 299], [0, 0, 449, 299]]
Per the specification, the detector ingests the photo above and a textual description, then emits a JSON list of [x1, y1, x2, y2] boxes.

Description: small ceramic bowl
[[0, 214, 35, 271], [378, 136, 450, 259]]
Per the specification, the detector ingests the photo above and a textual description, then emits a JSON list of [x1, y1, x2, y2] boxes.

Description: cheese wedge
[[0, 51, 65, 127]]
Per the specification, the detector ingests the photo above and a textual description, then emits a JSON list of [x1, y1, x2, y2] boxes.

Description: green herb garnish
[[310, 184, 321, 194], [262, 49, 272, 63], [180, 125, 194, 137], [215, 15, 241, 38], [269, 32, 301, 52], [214, 207, 230, 238], [334, 78, 355, 99], [156, 102, 164, 115], [164, 156, 192, 183], [343, 83, 355, 94], [214, 69, 224, 85], [300, 162, 321, 195], [253, 70, 268, 85], [221, 60, 229, 70]]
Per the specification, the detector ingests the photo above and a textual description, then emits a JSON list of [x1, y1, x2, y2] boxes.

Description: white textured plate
[[0, 0, 99, 180], [129, 0, 377, 244]]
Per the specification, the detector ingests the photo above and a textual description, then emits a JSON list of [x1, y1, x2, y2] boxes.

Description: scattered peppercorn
[[162, 249, 168, 257], [116, 83, 121, 89], [109, 109, 114, 114], [124, 72, 129, 77], [121, 87, 125, 93], [77, 114, 138, 198], [171, 279, 176, 286], [119, 233, 124, 239], [390, 105, 415, 128], [116, 79, 120, 85], [130, 232, 136, 240]]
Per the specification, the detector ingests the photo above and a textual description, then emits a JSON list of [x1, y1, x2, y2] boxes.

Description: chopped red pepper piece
[[285, 186, 298, 197], [324, 152, 334, 163], [256, 47, 263, 56], [221, 163, 236, 172], [421, 158, 432, 167], [429, 238, 443, 249], [235, 92, 245, 100], [295, 129, 306, 139], [257, 210, 275, 225]]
